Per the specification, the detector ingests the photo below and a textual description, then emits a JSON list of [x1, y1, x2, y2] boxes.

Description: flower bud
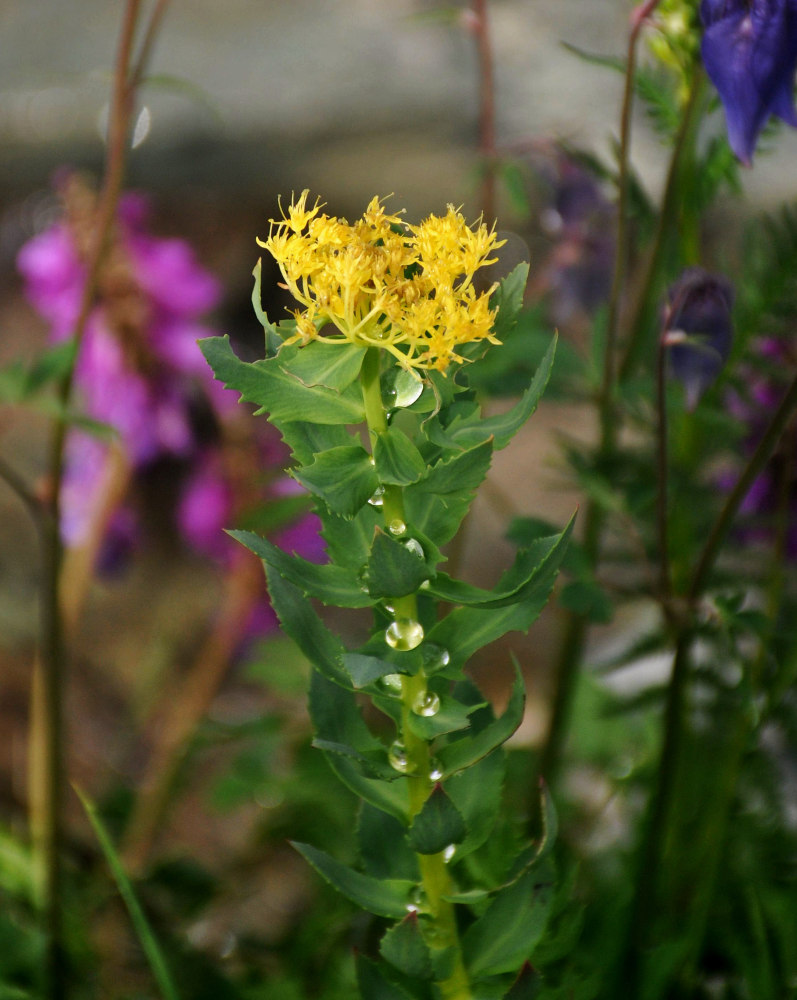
[[663, 267, 734, 410]]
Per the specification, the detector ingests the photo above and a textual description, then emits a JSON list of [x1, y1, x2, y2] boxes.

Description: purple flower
[[722, 338, 797, 556], [664, 267, 734, 410], [17, 173, 234, 544], [700, 0, 797, 165]]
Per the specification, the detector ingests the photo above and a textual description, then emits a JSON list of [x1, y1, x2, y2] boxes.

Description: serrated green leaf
[[342, 652, 404, 688], [365, 529, 430, 598], [446, 748, 506, 858], [199, 335, 365, 424], [293, 842, 414, 918], [359, 803, 419, 880], [374, 425, 427, 485], [283, 340, 367, 391], [309, 671, 395, 778], [251, 259, 281, 355], [264, 565, 349, 686], [463, 866, 554, 977], [444, 334, 557, 451], [324, 754, 410, 822], [293, 445, 378, 518], [404, 694, 481, 740], [427, 529, 570, 609], [321, 502, 382, 570], [404, 440, 494, 546], [426, 515, 573, 670], [437, 666, 525, 776], [231, 529, 370, 607], [356, 954, 417, 1000], [380, 913, 434, 977], [408, 785, 467, 855], [491, 262, 530, 340], [273, 420, 357, 466]]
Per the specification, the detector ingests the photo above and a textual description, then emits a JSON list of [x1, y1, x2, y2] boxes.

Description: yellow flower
[[257, 192, 505, 373]]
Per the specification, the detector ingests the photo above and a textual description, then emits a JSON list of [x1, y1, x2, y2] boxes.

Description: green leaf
[[445, 334, 557, 450], [324, 754, 410, 822], [359, 803, 419, 880], [491, 262, 530, 340], [437, 666, 525, 776], [404, 694, 481, 739], [427, 529, 570, 609], [426, 515, 573, 671], [356, 954, 416, 1000], [231, 529, 370, 607], [251, 259, 281, 355], [380, 913, 434, 977], [75, 786, 180, 1000], [404, 440, 494, 546], [308, 671, 395, 779], [264, 565, 349, 686], [294, 445, 378, 518], [407, 785, 467, 855], [272, 420, 356, 466], [446, 748, 506, 859], [374, 425, 427, 485], [293, 842, 414, 918], [365, 529, 430, 598], [199, 335, 365, 424], [321, 502, 382, 570], [342, 652, 405, 688], [284, 340, 367, 391], [463, 865, 554, 977]]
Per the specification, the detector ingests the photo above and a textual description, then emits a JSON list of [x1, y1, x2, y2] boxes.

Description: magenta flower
[[700, 0, 797, 165], [17, 175, 233, 544]]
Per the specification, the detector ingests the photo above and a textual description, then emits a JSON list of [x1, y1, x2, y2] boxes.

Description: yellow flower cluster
[[258, 191, 504, 372]]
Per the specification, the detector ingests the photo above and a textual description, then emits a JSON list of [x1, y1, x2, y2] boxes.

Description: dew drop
[[412, 690, 441, 717], [383, 602, 395, 614], [442, 844, 456, 863], [367, 485, 385, 507], [403, 537, 424, 559], [379, 673, 403, 694], [419, 579, 431, 590], [388, 740, 416, 774], [387, 518, 407, 536], [393, 369, 424, 408], [421, 644, 451, 671], [385, 618, 425, 651], [429, 758, 444, 781], [405, 887, 429, 914]]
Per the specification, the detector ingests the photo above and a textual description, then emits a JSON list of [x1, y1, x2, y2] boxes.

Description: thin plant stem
[[360, 348, 472, 1000], [620, 368, 797, 989], [619, 68, 706, 381], [534, 3, 662, 800], [471, 0, 497, 225], [29, 3, 169, 994]]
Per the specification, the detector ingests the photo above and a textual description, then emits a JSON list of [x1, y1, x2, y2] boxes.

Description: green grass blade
[[74, 786, 180, 1000]]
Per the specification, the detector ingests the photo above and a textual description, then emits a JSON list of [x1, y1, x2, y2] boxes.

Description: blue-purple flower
[[700, 0, 797, 165], [664, 267, 734, 410]]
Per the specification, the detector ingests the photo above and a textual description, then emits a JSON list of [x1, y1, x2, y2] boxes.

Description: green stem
[[620, 362, 797, 991], [534, 8, 658, 802], [619, 68, 706, 381], [360, 348, 471, 999]]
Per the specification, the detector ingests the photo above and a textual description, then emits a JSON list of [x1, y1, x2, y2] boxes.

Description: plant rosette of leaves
[[201, 193, 571, 1000]]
